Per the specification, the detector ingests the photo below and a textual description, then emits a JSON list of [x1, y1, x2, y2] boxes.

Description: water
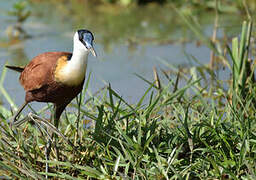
[[0, 0, 245, 111]]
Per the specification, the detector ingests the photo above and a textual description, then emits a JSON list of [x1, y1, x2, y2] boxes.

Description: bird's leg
[[51, 103, 66, 160], [44, 105, 59, 177], [54, 103, 68, 130], [11, 101, 28, 123], [45, 137, 52, 179], [75, 93, 82, 145], [53, 104, 59, 129], [52, 104, 60, 160]]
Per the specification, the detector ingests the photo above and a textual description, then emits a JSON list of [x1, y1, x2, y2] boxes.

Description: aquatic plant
[[6, 0, 31, 39]]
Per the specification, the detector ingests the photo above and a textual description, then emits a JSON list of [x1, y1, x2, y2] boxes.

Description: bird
[[6, 29, 96, 129]]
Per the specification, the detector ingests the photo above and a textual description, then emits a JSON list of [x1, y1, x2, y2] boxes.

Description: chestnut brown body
[[6, 29, 96, 176], [7, 29, 96, 130], [8, 52, 85, 124], [21, 52, 83, 103]]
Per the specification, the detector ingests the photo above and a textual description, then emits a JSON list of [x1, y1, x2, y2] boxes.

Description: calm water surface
[[0, 0, 244, 111]]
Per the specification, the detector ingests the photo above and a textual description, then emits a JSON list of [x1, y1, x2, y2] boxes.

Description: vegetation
[[1, 19, 256, 179], [1, 0, 256, 179], [6, 1, 31, 39]]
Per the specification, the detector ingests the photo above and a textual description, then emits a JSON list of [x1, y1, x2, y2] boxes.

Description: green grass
[[1, 9, 256, 180]]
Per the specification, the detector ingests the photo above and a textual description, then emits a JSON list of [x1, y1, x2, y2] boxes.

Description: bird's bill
[[89, 47, 97, 57]]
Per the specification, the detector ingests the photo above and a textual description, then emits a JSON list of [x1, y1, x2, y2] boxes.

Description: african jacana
[[6, 29, 96, 128]]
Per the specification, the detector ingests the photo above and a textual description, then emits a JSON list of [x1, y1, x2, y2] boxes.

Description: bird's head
[[74, 29, 97, 57]]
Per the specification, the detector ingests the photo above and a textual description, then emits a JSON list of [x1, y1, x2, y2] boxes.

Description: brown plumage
[[7, 52, 84, 127], [7, 29, 96, 176], [20, 52, 80, 103], [7, 29, 96, 128], [20, 52, 69, 92]]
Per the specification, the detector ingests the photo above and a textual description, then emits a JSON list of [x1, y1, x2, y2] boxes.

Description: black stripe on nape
[[67, 53, 72, 61]]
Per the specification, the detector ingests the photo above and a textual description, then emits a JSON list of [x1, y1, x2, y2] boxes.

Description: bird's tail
[[5, 65, 25, 73]]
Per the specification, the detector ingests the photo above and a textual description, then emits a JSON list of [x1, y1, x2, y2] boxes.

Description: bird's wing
[[20, 52, 71, 91]]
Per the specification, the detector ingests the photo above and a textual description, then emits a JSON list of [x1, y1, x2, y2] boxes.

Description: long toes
[[28, 112, 39, 119], [11, 115, 30, 127]]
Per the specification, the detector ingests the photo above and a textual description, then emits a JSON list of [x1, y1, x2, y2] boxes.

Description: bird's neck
[[69, 46, 89, 70], [55, 46, 89, 86]]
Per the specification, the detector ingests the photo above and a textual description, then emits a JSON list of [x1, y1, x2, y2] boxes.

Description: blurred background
[[0, 0, 255, 108]]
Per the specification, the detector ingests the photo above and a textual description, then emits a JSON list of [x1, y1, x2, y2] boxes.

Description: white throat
[[59, 32, 89, 86], [68, 35, 89, 73]]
